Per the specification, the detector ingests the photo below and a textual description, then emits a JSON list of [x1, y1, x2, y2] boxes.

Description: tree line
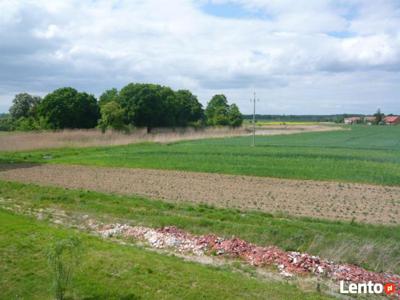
[[0, 83, 243, 132]]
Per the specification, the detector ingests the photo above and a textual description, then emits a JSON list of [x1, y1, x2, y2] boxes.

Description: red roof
[[384, 116, 400, 123]]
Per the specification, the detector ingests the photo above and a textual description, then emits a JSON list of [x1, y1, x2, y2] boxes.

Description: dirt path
[[1, 163, 399, 225]]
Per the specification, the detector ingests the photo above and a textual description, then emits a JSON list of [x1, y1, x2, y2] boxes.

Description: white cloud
[[0, 0, 399, 114]]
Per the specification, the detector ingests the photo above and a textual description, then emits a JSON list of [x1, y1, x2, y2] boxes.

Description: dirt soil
[[1, 163, 399, 225]]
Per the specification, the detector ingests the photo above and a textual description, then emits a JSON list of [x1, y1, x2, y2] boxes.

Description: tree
[[228, 104, 243, 127], [99, 88, 118, 107], [0, 114, 13, 131], [98, 101, 126, 131], [174, 90, 204, 126], [38, 87, 100, 129], [374, 108, 384, 124], [205, 94, 243, 127], [9, 93, 41, 120], [118, 83, 176, 132], [205, 94, 229, 126]]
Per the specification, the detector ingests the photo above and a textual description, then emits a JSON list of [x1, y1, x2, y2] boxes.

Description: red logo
[[384, 283, 396, 295]]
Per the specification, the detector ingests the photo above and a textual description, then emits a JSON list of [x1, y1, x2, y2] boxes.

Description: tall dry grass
[[0, 124, 340, 152], [0, 127, 252, 152]]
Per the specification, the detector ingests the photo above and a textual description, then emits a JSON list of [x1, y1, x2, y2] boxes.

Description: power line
[[251, 91, 259, 147]]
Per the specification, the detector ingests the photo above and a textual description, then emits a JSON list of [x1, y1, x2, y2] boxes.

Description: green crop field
[[2, 125, 400, 186]]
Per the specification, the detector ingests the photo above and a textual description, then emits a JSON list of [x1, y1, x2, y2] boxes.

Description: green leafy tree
[[98, 101, 126, 131], [13, 117, 41, 131], [118, 83, 175, 132], [38, 87, 100, 129], [9, 93, 41, 120], [174, 90, 204, 126], [228, 104, 243, 127], [205, 94, 243, 126], [205, 94, 229, 126], [99, 88, 119, 107], [0, 114, 13, 131]]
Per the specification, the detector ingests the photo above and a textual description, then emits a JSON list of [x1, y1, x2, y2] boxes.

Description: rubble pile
[[96, 222, 400, 292]]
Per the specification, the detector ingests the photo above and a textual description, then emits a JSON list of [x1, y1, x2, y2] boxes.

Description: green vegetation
[[39, 88, 100, 129], [2, 85, 243, 132], [205, 94, 243, 126], [244, 120, 323, 126], [1, 181, 399, 274], [47, 237, 82, 300], [2, 126, 400, 186], [0, 209, 332, 300]]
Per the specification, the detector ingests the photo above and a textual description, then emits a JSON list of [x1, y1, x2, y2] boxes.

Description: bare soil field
[[0, 125, 340, 152], [1, 163, 398, 225]]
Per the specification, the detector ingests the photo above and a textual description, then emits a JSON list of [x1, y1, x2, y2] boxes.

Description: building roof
[[384, 116, 400, 123]]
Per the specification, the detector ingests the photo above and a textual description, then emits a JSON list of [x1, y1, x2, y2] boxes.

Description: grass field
[[244, 120, 324, 126], [1, 209, 334, 300], [1, 125, 400, 186], [1, 181, 399, 275]]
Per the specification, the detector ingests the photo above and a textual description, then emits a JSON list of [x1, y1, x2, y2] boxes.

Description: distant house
[[364, 116, 376, 125], [344, 117, 361, 125], [384, 116, 400, 125]]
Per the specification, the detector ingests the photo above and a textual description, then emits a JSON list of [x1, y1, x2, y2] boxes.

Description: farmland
[[1, 164, 400, 225], [1, 125, 400, 299], [1, 125, 400, 186]]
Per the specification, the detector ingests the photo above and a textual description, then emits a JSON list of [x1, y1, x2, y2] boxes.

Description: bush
[[0, 115, 13, 131]]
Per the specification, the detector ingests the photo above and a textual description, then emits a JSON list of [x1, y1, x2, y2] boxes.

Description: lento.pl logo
[[339, 281, 397, 296]]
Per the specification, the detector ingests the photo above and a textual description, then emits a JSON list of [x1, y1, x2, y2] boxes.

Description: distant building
[[344, 117, 361, 125], [384, 116, 400, 125], [364, 116, 376, 125]]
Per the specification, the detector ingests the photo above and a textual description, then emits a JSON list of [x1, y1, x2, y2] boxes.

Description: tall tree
[[228, 104, 243, 127], [174, 90, 204, 126], [98, 101, 126, 131], [205, 94, 242, 127], [205, 94, 230, 126], [38, 87, 100, 129], [99, 88, 118, 107], [9, 93, 41, 120], [118, 83, 175, 132], [374, 108, 384, 124]]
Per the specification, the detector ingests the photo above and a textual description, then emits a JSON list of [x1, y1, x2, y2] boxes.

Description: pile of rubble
[[96, 223, 400, 293]]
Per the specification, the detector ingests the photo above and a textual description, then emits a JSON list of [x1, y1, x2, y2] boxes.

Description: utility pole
[[251, 91, 258, 147]]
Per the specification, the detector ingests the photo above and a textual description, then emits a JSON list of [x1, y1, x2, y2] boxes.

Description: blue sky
[[202, 2, 271, 19], [0, 0, 400, 115]]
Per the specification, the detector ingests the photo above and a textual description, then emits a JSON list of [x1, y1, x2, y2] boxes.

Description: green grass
[[1, 126, 400, 186], [1, 180, 399, 275], [243, 120, 323, 126], [0, 209, 334, 300]]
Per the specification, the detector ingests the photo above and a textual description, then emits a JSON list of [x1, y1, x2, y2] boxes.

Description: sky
[[0, 0, 400, 115]]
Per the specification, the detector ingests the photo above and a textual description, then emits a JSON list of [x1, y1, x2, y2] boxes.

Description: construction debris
[[96, 223, 400, 296], [1, 197, 398, 298]]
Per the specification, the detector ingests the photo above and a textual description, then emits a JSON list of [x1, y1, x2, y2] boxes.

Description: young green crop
[[1, 126, 400, 186]]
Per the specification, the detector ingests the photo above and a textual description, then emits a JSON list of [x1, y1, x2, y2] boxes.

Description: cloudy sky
[[1, 0, 400, 114]]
